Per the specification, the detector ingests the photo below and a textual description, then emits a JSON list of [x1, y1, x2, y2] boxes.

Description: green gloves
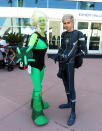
[[16, 46, 35, 67]]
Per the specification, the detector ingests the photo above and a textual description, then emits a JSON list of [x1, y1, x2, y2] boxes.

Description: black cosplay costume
[[58, 30, 87, 126]]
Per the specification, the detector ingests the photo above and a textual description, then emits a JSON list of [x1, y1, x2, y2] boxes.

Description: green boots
[[31, 97, 49, 109], [31, 96, 49, 126]]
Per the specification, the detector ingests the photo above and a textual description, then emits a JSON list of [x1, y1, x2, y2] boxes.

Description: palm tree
[[9, 0, 39, 34], [35, 0, 38, 4], [18, 0, 23, 7], [17, 0, 23, 33], [8, 0, 13, 33], [80, 2, 95, 10], [8, 0, 12, 5]]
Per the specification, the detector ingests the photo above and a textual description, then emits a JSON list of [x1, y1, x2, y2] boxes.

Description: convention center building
[[0, 0, 102, 55]]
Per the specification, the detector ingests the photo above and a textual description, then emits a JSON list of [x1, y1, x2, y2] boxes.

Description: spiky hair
[[62, 14, 74, 23]]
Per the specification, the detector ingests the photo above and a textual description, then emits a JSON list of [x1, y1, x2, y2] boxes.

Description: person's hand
[[58, 47, 63, 54], [48, 54, 58, 63], [58, 53, 70, 64], [16, 47, 35, 68]]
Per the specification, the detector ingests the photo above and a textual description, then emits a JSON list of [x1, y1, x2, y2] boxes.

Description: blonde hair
[[30, 9, 47, 27], [62, 14, 74, 23]]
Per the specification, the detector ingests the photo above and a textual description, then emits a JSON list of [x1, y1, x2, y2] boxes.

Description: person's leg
[[40, 66, 49, 109], [57, 62, 64, 79], [59, 64, 71, 109], [30, 67, 48, 126], [2, 52, 6, 68], [31, 66, 49, 109], [67, 63, 76, 126]]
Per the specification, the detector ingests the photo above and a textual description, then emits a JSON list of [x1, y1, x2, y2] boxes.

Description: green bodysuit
[[17, 32, 49, 126], [28, 32, 49, 126]]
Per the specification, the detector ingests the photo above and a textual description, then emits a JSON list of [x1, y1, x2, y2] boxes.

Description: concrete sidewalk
[[0, 55, 102, 131]]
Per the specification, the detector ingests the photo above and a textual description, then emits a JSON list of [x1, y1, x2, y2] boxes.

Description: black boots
[[59, 99, 76, 126], [59, 102, 71, 109], [59, 94, 71, 109], [67, 102, 76, 126]]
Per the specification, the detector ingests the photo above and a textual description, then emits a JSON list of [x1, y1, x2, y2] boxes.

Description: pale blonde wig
[[30, 9, 47, 27]]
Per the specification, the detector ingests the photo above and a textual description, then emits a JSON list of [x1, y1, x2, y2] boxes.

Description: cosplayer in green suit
[[17, 9, 49, 126]]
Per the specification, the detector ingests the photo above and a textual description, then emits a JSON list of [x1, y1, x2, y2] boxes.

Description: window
[[49, 20, 60, 49], [89, 22, 101, 50], [0, 17, 35, 36], [78, 22, 88, 43]]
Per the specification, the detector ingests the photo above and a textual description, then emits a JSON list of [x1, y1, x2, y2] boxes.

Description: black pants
[[62, 62, 76, 102]]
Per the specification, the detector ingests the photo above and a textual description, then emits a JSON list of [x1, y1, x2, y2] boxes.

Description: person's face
[[37, 17, 46, 30], [63, 18, 74, 32]]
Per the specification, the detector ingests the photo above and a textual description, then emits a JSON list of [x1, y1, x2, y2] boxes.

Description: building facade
[[0, 0, 102, 54]]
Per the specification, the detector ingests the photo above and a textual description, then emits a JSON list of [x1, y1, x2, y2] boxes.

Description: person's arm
[[61, 32, 65, 49], [26, 33, 38, 53], [59, 40, 78, 63], [12, 49, 16, 58], [77, 31, 87, 56]]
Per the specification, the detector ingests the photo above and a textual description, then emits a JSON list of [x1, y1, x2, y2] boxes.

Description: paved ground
[[0, 55, 102, 131]]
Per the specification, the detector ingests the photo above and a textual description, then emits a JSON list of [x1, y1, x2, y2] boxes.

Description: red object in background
[[4, 56, 7, 60], [24, 66, 27, 69]]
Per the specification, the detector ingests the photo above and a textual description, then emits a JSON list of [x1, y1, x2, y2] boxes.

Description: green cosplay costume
[[29, 32, 49, 126], [17, 32, 49, 126]]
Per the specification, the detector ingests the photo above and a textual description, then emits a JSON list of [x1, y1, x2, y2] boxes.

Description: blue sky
[[0, 0, 102, 10]]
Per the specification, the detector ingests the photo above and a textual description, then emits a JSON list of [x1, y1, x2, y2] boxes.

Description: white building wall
[[1, 7, 102, 54]]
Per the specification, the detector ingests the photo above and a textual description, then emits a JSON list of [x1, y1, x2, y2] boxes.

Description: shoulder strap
[[31, 32, 39, 48], [32, 32, 47, 48], [35, 32, 47, 43]]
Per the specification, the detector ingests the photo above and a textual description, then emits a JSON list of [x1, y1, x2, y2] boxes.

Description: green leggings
[[30, 66, 45, 97]]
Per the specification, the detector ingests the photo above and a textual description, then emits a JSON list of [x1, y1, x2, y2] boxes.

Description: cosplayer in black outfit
[[56, 14, 87, 126]]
